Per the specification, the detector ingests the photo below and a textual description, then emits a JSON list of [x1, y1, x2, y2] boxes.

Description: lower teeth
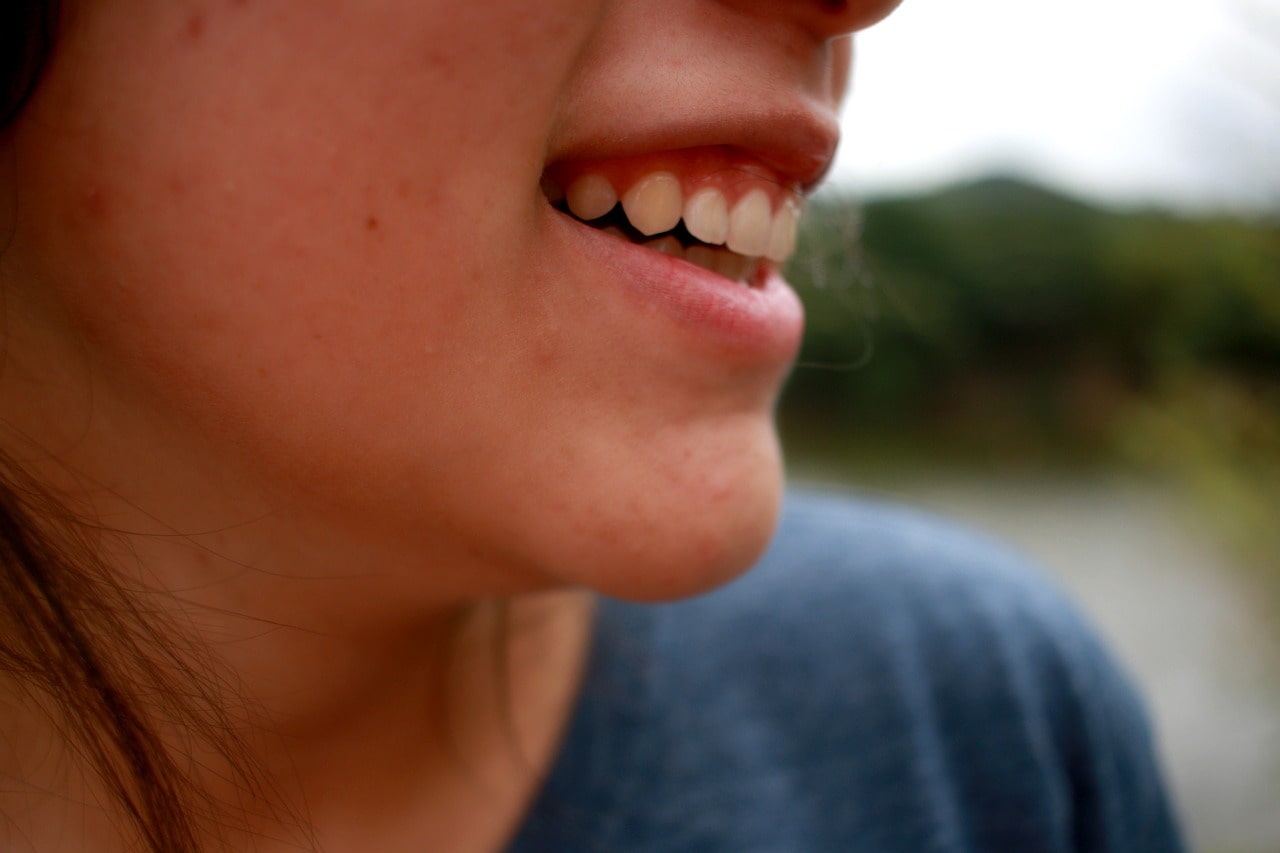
[[584, 213, 757, 284], [652, 237, 756, 284]]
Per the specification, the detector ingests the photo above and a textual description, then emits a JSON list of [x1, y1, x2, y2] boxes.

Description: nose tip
[[719, 0, 905, 42], [809, 0, 905, 36]]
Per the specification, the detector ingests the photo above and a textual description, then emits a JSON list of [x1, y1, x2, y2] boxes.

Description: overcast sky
[[830, 0, 1280, 213]]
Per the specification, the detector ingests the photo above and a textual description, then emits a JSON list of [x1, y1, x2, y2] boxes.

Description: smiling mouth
[[540, 162, 802, 287]]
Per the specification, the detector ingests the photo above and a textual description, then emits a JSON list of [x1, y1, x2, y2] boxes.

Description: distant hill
[[781, 175, 1280, 575], [783, 174, 1279, 444], [870, 174, 1099, 218]]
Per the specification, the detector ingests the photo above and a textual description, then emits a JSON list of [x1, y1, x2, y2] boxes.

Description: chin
[[547, 420, 788, 604]]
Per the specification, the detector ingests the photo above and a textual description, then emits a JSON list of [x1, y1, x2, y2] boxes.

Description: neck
[[231, 588, 595, 853], [0, 318, 596, 850], [0, 519, 595, 852]]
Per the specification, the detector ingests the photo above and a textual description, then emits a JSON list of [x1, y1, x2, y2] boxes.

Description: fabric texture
[[508, 489, 1186, 852]]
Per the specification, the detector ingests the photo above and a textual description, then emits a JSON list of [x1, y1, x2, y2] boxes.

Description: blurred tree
[[783, 176, 1279, 445], [781, 175, 1280, 566]]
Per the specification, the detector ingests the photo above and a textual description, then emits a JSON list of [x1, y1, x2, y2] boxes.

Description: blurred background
[[779, 1, 1280, 850]]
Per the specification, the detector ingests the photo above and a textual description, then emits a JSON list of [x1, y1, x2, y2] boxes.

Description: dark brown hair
[[1, 0, 59, 131], [0, 468, 226, 851]]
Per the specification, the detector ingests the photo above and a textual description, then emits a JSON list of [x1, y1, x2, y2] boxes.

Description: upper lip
[[544, 95, 842, 194]]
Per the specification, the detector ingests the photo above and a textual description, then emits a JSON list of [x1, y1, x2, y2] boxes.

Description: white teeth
[[566, 173, 617, 220], [765, 196, 800, 263], [556, 166, 804, 274], [685, 245, 719, 275], [682, 187, 730, 245], [684, 245, 753, 283], [621, 172, 683, 236], [726, 189, 772, 258], [643, 235, 684, 258], [713, 251, 754, 283]]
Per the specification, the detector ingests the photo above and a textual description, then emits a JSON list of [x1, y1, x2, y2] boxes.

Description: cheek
[[9, 0, 786, 597], [11, 6, 541, 442], [44, 195, 498, 463], [15, 119, 520, 535]]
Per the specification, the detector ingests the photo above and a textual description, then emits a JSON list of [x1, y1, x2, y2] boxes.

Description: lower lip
[[553, 212, 804, 366]]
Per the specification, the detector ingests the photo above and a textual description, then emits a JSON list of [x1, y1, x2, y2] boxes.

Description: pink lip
[[550, 209, 804, 368], [549, 109, 840, 193]]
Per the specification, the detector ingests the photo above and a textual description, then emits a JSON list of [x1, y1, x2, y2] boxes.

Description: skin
[[0, 0, 902, 849]]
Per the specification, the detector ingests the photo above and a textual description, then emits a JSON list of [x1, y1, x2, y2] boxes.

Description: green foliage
[[780, 177, 1280, 565]]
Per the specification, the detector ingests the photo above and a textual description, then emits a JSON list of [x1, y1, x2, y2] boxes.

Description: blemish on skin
[[186, 13, 205, 41], [421, 51, 452, 74], [83, 187, 109, 222], [365, 216, 379, 231]]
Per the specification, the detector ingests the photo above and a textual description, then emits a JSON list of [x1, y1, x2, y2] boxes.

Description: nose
[[716, 0, 905, 105], [723, 0, 906, 40], [806, 0, 906, 38]]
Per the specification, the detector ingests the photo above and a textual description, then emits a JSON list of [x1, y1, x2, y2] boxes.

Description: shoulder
[[656, 487, 1106, 692], [602, 489, 1183, 852], [651, 488, 1159, 781], [516, 489, 1186, 852]]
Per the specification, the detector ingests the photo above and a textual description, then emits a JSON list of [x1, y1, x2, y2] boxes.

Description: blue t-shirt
[[509, 491, 1186, 852]]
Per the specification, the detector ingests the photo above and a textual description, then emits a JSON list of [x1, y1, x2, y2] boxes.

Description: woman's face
[[2, 0, 899, 602]]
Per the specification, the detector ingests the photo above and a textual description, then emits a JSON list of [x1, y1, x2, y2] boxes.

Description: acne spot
[[186, 13, 205, 42], [83, 186, 109, 222], [527, 329, 569, 371], [365, 216, 380, 231], [421, 51, 452, 74]]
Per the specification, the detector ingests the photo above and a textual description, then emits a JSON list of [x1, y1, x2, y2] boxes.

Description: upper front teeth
[[562, 172, 801, 264], [767, 197, 800, 262], [725, 189, 772, 258], [622, 172, 682, 236], [683, 188, 729, 245]]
